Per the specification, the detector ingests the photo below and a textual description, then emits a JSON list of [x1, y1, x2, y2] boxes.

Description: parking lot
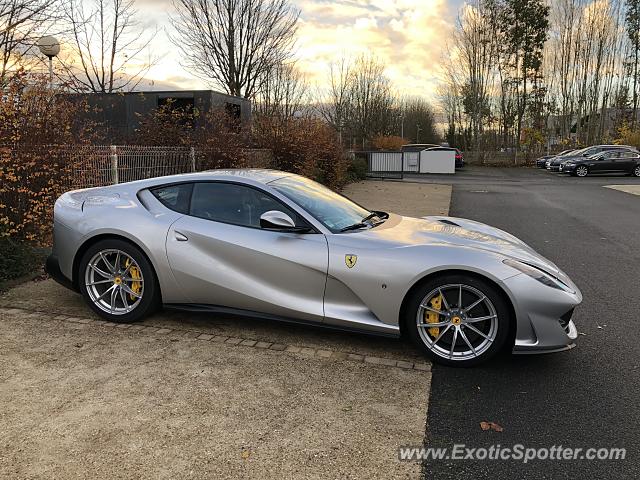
[[411, 166, 639, 479]]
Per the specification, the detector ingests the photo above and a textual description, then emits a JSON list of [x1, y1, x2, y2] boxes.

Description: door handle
[[175, 231, 188, 242]]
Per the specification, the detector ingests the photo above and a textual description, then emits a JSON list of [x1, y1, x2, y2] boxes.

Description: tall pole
[[48, 56, 53, 88]]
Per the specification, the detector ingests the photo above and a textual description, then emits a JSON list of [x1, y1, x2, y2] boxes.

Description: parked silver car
[[46, 170, 581, 366]]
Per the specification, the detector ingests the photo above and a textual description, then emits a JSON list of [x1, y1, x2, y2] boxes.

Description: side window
[[151, 183, 193, 214], [189, 182, 301, 228]]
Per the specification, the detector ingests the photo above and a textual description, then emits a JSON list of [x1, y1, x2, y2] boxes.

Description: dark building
[[73, 90, 251, 139]]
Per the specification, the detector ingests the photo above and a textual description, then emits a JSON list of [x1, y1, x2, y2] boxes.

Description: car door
[[616, 151, 639, 173], [165, 181, 329, 323], [590, 151, 615, 172]]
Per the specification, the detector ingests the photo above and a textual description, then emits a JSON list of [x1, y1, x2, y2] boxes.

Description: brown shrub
[[132, 101, 249, 169], [0, 71, 92, 244], [372, 135, 407, 151], [254, 116, 349, 189]]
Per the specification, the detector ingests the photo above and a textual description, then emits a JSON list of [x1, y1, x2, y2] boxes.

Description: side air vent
[[559, 308, 574, 333]]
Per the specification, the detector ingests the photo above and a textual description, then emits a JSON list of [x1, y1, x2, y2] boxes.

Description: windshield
[[270, 175, 373, 233], [569, 147, 587, 156]]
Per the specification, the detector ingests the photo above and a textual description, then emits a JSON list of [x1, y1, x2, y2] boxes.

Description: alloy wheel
[[634, 165, 640, 177], [416, 284, 498, 362], [84, 249, 144, 315], [576, 166, 588, 177]]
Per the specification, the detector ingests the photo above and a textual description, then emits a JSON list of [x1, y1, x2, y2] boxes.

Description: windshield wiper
[[339, 222, 369, 232], [339, 211, 388, 232]]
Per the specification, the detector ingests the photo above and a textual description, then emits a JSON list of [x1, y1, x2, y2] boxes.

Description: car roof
[[91, 169, 295, 194]]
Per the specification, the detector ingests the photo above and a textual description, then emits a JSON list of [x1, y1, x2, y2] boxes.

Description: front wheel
[[79, 239, 160, 322], [575, 165, 589, 177], [404, 274, 511, 367]]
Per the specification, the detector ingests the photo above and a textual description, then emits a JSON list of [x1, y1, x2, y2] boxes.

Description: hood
[[362, 214, 566, 280], [551, 155, 580, 164]]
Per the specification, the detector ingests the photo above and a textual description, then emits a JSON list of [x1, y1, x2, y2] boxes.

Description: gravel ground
[[0, 309, 428, 479], [0, 180, 451, 479], [342, 180, 451, 218]]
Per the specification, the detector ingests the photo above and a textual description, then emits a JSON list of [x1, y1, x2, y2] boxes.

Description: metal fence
[[355, 151, 406, 179], [4, 145, 273, 190]]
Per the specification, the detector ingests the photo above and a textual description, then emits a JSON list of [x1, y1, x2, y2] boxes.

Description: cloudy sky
[[134, 0, 461, 99]]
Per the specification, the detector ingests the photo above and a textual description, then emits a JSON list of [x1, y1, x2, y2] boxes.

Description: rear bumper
[[45, 254, 77, 292]]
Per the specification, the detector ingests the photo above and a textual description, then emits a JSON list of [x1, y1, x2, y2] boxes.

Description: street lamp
[[397, 111, 405, 138], [37, 36, 60, 88]]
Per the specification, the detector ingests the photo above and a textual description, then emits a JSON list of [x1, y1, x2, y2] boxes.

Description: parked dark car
[[425, 146, 464, 169], [401, 143, 441, 152], [546, 145, 637, 171], [560, 149, 640, 177], [536, 149, 574, 168]]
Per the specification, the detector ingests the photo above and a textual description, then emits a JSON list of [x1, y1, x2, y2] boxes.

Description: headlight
[[503, 259, 574, 292]]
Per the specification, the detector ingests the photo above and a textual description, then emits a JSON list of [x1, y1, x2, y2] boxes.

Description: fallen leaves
[[480, 421, 504, 432]]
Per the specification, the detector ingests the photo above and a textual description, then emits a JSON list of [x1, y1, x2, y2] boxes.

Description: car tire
[[576, 165, 589, 177], [633, 165, 640, 177], [404, 274, 511, 367], [78, 238, 160, 323]]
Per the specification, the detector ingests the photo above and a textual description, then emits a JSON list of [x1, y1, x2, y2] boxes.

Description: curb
[[0, 307, 431, 373]]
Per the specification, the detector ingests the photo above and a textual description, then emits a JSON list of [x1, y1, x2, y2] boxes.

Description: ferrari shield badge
[[345, 254, 358, 268]]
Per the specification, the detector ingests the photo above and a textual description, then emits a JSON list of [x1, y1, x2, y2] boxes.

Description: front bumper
[[560, 163, 577, 173], [45, 254, 77, 292], [501, 272, 582, 354]]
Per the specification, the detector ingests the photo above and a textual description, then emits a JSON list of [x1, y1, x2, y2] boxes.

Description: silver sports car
[[46, 169, 581, 366]]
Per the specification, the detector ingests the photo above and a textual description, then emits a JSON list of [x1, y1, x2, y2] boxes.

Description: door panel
[[591, 153, 614, 172], [166, 216, 328, 322], [617, 153, 638, 172]]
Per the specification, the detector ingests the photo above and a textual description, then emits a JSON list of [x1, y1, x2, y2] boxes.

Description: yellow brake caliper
[[125, 259, 142, 300], [424, 294, 442, 338]]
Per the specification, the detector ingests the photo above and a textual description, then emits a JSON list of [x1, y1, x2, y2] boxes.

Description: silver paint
[[51, 169, 582, 352]]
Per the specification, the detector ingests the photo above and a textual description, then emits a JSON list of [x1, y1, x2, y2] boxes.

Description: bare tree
[[316, 55, 397, 149], [172, 0, 299, 99], [255, 60, 307, 120], [0, 0, 57, 83], [349, 55, 396, 148], [59, 0, 156, 93], [399, 97, 439, 144], [316, 58, 353, 145]]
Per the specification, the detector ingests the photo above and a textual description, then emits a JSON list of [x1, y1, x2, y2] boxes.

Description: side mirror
[[260, 210, 308, 232]]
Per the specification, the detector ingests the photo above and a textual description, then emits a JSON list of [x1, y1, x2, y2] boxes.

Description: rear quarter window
[[150, 183, 193, 214]]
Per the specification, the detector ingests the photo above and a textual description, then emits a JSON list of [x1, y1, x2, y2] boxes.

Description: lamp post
[[37, 36, 60, 88]]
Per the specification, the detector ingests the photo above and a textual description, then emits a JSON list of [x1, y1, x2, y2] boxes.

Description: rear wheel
[[79, 239, 160, 322], [633, 165, 640, 177], [405, 274, 511, 367], [576, 165, 589, 177]]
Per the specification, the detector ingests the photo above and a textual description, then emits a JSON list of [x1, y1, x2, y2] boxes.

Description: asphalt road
[[417, 167, 640, 479]]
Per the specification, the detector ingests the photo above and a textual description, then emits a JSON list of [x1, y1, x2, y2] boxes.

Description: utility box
[[419, 149, 455, 174]]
